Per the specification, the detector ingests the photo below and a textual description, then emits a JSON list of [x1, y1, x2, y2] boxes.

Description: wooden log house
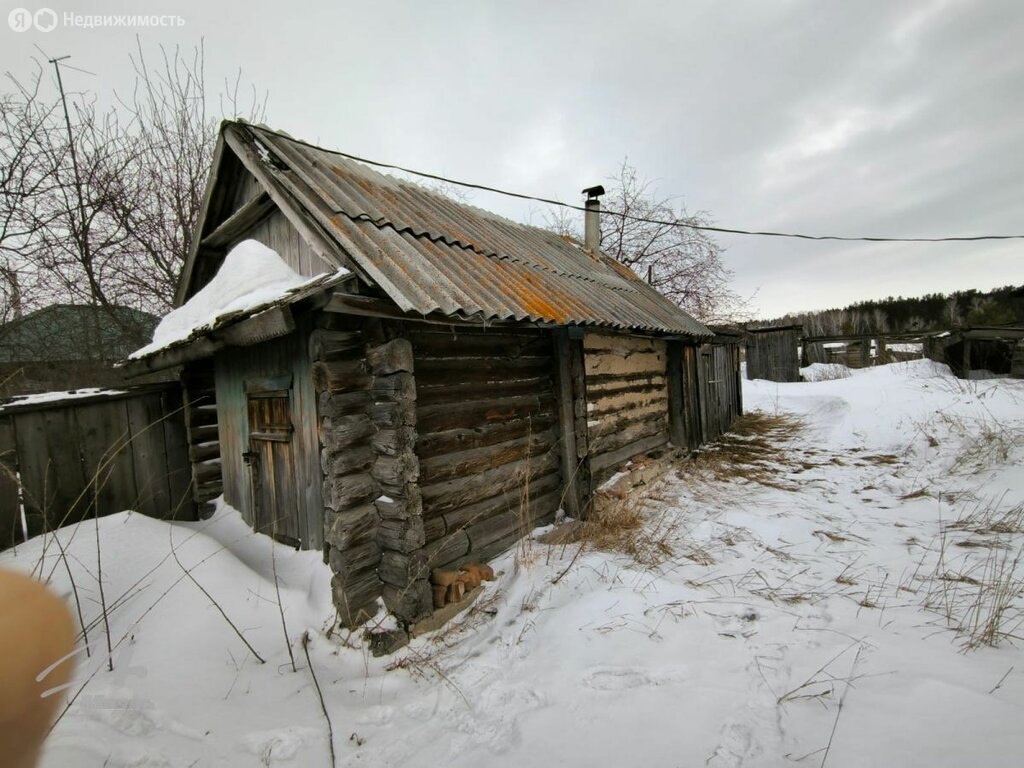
[[128, 121, 742, 630]]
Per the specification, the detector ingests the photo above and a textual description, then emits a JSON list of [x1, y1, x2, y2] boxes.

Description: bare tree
[[1, 43, 266, 348], [551, 160, 743, 323], [0, 65, 63, 326]]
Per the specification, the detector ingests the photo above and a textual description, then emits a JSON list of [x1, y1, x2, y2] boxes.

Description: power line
[[250, 124, 1024, 244]]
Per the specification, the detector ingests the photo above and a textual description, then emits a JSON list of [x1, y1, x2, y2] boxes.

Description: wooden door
[[245, 390, 300, 546]]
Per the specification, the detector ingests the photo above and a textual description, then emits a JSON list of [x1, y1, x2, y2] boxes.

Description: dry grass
[[923, 498, 1024, 650], [686, 411, 805, 491], [947, 499, 1024, 536], [573, 500, 677, 569]]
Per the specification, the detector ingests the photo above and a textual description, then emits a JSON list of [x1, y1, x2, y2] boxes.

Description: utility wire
[[249, 124, 1024, 244]]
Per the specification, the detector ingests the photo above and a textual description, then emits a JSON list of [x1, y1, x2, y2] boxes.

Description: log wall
[[410, 327, 562, 575], [583, 332, 671, 485], [182, 363, 222, 512], [311, 314, 382, 627]]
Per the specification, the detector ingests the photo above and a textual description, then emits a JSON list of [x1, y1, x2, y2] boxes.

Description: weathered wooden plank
[[200, 191, 275, 248], [126, 394, 171, 520], [370, 426, 416, 457], [14, 409, 87, 533], [320, 414, 374, 452], [368, 400, 417, 429], [308, 330, 363, 361], [424, 528, 470, 567], [194, 460, 223, 485], [375, 489, 423, 520], [410, 332, 551, 358], [415, 376, 551, 406], [324, 503, 378, 551], [378, 548, 428, 587], [415, 355, 551, 386], [417, 396, 554, 433], [589, 431, 670, 477], [585, 373, 668, 396], [372, 453, 420, 487], [332, 571, 382, 628], [584, 350, 666, 378], [75, 402, 138, 520], [217, 306, 296, 348], [369, 372, 416, 403], [367, 338, 414, 375], [583, 332, 663, 355], [587, 399, 669, 432], [188, 442, 221, 463], [0, 418, 20, 550], [318, 389, 372, 419], [589, 416, 667, 455], [186, 403, 219, 428], [418, 430, 556, 484], [328, 539, 381, 579], [420, 450, 560, 516], [323, 471, 379, 512], [378, 515, 426, 555], [465, 487, 563, 551], [311, 359, 371, 392], [415, 413, 556, 459], [322, 444, 375, 476], [432, 470, 562, 542]]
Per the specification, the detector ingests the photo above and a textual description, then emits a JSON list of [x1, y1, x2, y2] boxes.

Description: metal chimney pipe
[[582, 185, 605, 252]]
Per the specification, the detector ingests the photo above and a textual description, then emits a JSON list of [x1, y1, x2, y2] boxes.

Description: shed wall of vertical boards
[[0, 385, 193, 551], [214, 318, 323, 549], [745, 327, 802, 382]]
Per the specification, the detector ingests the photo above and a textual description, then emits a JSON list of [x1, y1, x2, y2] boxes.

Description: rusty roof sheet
[[231, 123, 711, 337]]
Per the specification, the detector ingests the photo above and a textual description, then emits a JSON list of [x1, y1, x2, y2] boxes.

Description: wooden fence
[[0, 384, 195, 551], [745, 326, 803, 382]]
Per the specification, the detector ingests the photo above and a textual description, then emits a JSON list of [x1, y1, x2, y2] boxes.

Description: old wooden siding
[[702, 343, 743, 442], [245, 207, 333, 278], [679, 345, 704, 449], [214, 318, 323, 548], [0, 385, 193, 550], [584, 332, 670, 485], [745, 327, 802, 382], [412, 326, 562, 573]]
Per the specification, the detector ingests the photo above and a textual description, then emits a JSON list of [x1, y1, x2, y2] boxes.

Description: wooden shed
[[128, 121, 742, 631], [924, 326, 1024, 379], [745, 325, 803, 382]]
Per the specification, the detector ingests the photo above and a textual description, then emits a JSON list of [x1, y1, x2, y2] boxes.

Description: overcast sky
[[4, 0, 1022, 318]]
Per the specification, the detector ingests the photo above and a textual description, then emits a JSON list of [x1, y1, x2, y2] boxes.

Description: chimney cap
[[581, 184, 605, 200]]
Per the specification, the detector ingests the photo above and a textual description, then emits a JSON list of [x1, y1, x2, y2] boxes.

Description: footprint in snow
[[241, 726, 320, 762], [355, 704, 395, 726], [582, 667, 653, 690]]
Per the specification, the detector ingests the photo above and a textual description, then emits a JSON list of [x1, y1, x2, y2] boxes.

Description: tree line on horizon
[[756, 284, 1024, 337]]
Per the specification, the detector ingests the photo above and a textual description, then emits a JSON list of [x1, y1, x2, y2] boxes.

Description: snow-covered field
[[3, 359, 1023, 767]]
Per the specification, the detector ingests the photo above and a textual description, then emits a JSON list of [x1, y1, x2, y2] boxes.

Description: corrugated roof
[[227, 123, 711, 337]]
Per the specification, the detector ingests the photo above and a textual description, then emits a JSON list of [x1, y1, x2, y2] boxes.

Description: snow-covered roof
[[0, 387, 129, 414], [130, 240, 350, 361]]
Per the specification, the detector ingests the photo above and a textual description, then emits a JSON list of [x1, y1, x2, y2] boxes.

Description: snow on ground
[[130, 240, 347, 359], [3, 359, 1023, 767]]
